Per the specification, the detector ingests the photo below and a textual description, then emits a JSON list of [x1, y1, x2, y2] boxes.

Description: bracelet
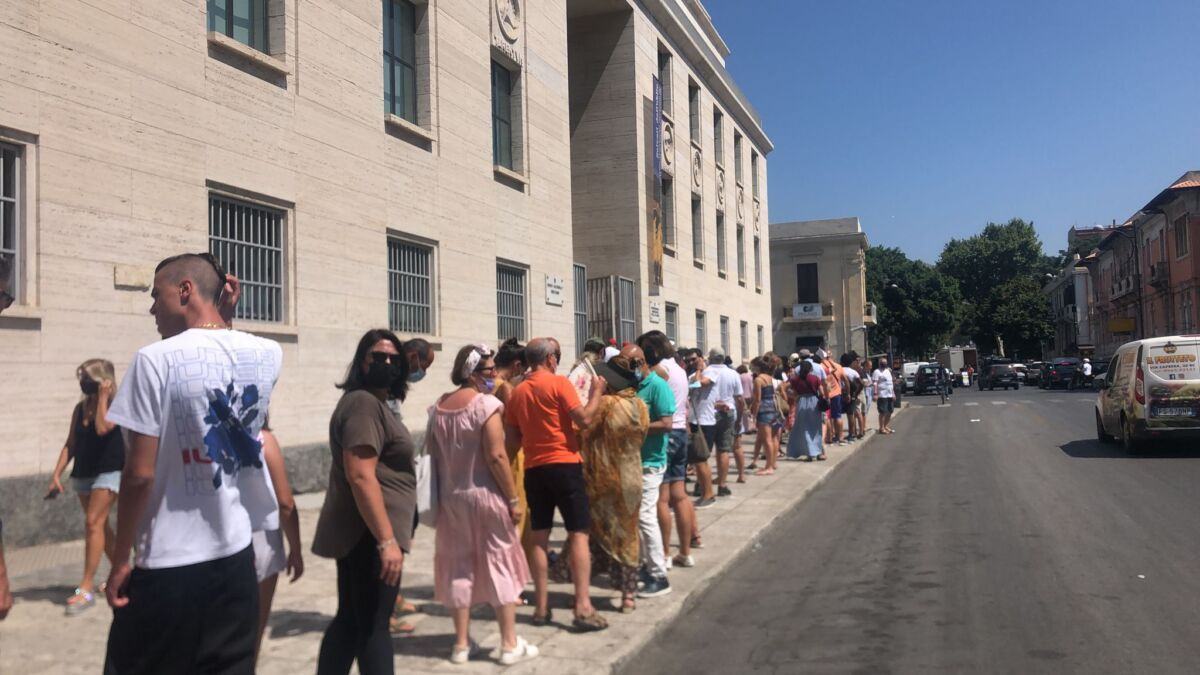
[[376, 537, 397, 551], [508, 498, 520, 507]]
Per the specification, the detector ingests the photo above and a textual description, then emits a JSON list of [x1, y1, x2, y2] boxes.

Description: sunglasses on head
[[369, 351, 401, 365]]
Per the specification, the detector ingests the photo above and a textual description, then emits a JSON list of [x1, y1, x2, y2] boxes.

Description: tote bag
[[415, 404, 440, 528]]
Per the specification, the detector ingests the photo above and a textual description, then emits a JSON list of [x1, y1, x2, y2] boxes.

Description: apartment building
[[0, 0, 774, 544], [768, 218, 875, 358], [1042, 258, 1095, 358], [567, 0, 773, 359]]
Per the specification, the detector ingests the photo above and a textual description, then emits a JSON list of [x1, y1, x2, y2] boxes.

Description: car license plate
[[1154, 407, 1196, 418]]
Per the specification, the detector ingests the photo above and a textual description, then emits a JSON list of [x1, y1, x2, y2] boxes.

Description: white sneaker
[[449, 641, 478, 664], [664, 556, 673, 570], [499, 637, 540, 666], [672, 554, 696, 568]]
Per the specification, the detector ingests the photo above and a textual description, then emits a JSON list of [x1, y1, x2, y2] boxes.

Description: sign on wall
[[649, 300, 662, 324], [792, 303, 823, 319], [545, 274, 564, 306]]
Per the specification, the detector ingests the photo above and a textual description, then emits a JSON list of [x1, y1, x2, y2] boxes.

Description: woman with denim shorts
[[46, 359, 125, 616]]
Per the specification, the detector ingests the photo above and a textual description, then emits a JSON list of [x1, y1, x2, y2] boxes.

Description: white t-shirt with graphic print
[[107, 328, 282, 570]]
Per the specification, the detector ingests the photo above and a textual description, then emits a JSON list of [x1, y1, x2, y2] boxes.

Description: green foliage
[[935, 218, 1054, 356], [866, 246, 961, 358]]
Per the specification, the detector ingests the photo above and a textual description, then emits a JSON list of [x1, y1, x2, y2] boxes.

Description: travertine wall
[[0, 0, 577, 480]]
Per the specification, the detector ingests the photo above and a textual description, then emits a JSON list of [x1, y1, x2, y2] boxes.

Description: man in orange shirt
[[505, 337, 607, 631], [820, 348, 848, 445]]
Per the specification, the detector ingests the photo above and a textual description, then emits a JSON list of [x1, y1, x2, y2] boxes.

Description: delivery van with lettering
[[1096, 336, 1200, 453]]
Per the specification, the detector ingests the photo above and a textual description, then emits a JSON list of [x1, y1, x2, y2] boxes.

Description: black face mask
[[363, 361, 394, 390], [80, 380, 100, 395]]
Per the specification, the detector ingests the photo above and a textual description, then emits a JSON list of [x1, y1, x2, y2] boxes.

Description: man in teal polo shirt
[[621, 344, 675, 598]]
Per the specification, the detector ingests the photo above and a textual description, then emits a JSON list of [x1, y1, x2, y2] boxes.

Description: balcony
[[864, 302, 877, 326], [1110, 276, 1134, 300], [1149, 261, 1170, 289], [781, 302, 834, 324]]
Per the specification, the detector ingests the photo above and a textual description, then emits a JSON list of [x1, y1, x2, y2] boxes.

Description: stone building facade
[[0, 0, 772, 544], [768, 218, 875, 358]]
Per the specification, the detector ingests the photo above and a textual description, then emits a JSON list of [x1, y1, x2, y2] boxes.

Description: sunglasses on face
[[369, 351, 402, 365], [475, 365, 496, 374], [553, 350, 562, 363]]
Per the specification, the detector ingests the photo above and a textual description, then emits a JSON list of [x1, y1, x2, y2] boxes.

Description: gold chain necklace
[[196, 322, 229, 330]]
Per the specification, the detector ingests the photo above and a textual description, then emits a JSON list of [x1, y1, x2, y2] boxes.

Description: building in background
[[768, 217, 874, 358], [0, 0, 773, 545], [568, 0, 772, 356], [1042, 256, 1095, 359]]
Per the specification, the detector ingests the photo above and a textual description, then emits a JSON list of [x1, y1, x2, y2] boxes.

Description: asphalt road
[[628, 384, 1200, 674]]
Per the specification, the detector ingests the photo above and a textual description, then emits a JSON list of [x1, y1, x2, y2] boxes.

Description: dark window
[[209, 194, 284, 323], [688, 81, 700, 141], [691, 196, 703, 262], [736, 223, 746, 282], [574, 264, 588, 354], [662, 176, 675, 251], [751, 150, 760, 198], [0, 143, 18, 300], [383, 0, 417, 122], [208, 0, 269, 53], [1176, 215, 1189, 257], [716, 212, 726, 274], [734, 131, 743, 184], [796, 263, 818, 303], [657, 49, 672, 111], [491, 61, 514, 169], [665, 303, 678, 342], [713, 107, 724, 165]]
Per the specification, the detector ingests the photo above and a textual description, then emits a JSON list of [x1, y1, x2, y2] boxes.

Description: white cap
[[603, 346, 620, 362]]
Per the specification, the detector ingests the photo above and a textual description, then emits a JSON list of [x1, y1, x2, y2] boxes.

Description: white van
[[901, 361, 928, 394], [1095, 336, 1200, 452]]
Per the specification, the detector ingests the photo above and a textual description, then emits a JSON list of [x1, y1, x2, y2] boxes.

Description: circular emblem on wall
[[662, 122, 674, 167], [691, 149, 703, 189], [496, 0, 521, 43], [716, 169, 726, 205]]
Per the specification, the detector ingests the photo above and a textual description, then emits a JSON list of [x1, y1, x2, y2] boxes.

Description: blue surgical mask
[[633, 370, 645, 383], [407, 368, 426, 383], [482, 378, 496, 393]]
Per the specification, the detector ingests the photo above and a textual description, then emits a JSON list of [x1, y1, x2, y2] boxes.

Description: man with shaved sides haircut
[[103, 252, 283, 674]]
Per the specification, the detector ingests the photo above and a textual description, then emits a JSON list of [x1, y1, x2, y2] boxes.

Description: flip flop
[[753, 468, 775, 476], [388, 616, 416, 634], [572, 611, 609, 632]]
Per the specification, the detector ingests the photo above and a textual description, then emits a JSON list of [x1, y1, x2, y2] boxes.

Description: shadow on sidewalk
[[12, 583, 75, 604], [268, 609, 332, 639]]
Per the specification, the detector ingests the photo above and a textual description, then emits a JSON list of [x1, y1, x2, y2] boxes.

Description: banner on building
[[648, 75, 664, 294], [1108, 317, 1136, 334]]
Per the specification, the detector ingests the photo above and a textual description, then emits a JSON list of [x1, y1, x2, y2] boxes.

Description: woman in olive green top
[[313, 328, 415, 675]]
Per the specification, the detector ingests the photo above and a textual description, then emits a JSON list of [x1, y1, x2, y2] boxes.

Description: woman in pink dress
[[430, 344, 537, 666]]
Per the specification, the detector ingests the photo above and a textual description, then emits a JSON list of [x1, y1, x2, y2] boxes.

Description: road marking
[[964, 402, 979, 407], [1021, 399, 1034, 404], [937, 403, 951, 408], [970, 419, 981, 422], [1049, 399, 1063, 403], [991, 401, 1007, 405]]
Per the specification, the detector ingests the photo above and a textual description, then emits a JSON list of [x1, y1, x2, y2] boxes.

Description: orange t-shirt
[[503, 370, 583, 468], [824, 360, 844, 398]]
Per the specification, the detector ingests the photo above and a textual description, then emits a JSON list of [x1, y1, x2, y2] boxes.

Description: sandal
[[817, 454, 827, 461], [753, 468, 775, 476], [394, 597, 418, 615], [388, 616, 416, 634], [747, 463, 758, 471], [65, 588, 96, 616], [572, 611, 609, 632], [689, 535, 704, 549], [531, 609, 553, 627], [620, 597, 636, 614]]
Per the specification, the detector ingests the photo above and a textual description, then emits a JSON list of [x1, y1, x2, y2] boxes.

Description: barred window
[[208, 0, 269, 53], [665, 303, 678, 343], [208, 194, 284, 323], [574, 264, 588, 354], [740, 320, 749, 359], [1, 143, 19, 300], [496, 263, 527, 340], [383, 0, 418, 122], [720, 316, 729, 354], [695, 309, 706, 352], [388, 237, 434, 334]]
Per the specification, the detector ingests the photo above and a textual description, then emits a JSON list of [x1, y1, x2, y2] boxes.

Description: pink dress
[[431, 394, 530, 609]]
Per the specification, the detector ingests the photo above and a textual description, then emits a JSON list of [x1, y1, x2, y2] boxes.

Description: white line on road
[[991, 401, 1007, 405], [965, 402, 979, 407], [938, 403, 951, 408], [1049, 399, 1063, 403], [1021, 400, 1034, 404]]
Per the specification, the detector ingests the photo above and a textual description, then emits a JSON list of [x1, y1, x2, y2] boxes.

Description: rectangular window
[[496, 263, 527, 340], [387, 236, 433, 334], [1176, 216, 1189, 258], [740, 320, 749, 360], [796, 262, 818, 303], [491, 61, 514, 170], [691, 196, 703, 263], [695, 310, 707, 352], [574, 264, 588, 356], [383, 0, 417, 122], [757, 324, 764, 356], [208, 0, 269, 53], [751, 150, 760, 198], [713, 107, 724, 165], [662, 176, 675, 252], [657, 49, 672, 112], [715, 211, 727, 276], [688, 80, 700, 142], [665, 302, 678, 343], [209, 194, 284, 323], [720, 316, 730, 354], [0, 144, 19, 301], [736, 223, 746, 283], [753, 235, 762, 289], [734, 131, 743, 184], [1181, 288, 1195, 333]]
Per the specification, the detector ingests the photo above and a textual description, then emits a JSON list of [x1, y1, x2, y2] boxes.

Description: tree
[[936, 218, 1054, 356], [866, 246, 961, 358]]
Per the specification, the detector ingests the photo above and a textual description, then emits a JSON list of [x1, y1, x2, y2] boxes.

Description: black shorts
[[877, 397, 895, 415], [105, 546, 258, 674], [525, 462, 591, 533]]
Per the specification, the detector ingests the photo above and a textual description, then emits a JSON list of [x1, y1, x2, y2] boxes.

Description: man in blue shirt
[[622, 344, 675, 599]]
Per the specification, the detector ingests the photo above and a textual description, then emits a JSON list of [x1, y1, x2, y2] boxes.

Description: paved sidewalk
[[0, 421, 895, 673]]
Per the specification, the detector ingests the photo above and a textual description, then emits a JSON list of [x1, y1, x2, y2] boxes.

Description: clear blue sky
[[706, 0, 1200, 261]]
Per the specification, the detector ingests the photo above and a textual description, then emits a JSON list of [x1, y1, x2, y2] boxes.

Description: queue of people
[[0, 249, 903, 671]]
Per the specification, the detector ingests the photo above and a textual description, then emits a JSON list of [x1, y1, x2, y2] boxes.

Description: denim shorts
[[664, 429, 688, 483], [72, 470, 121, 495], [876, 397, 895, 415]]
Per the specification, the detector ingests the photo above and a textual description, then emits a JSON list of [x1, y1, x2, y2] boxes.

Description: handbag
[[687, 425, 711, 463], [816, 396, 830, 412], [415, 403, 440, 528]]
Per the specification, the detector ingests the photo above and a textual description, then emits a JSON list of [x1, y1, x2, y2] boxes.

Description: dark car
[[1040, 357, 1080, 389], [979, 364, 1020, 390], [1026, 362, 1044, 386], [913, 364, 948, 395]]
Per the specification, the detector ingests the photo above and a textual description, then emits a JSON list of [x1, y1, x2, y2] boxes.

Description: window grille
[[388, 237, 433, 334], [208, 194, 284, 323], [496, 263, 527, 340]]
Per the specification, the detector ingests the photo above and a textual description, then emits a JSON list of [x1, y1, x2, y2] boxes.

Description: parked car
[[1012, 364, 1028, 383], [900, 361, 928, 394], [979, 364, 1021, 390], [1041, 357, 1081, 389], [1095, 336, 1200, 453], [913, 364, 949, 395], [1026, 362, 1044, 386], [1091, 371, 1108, 391]]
